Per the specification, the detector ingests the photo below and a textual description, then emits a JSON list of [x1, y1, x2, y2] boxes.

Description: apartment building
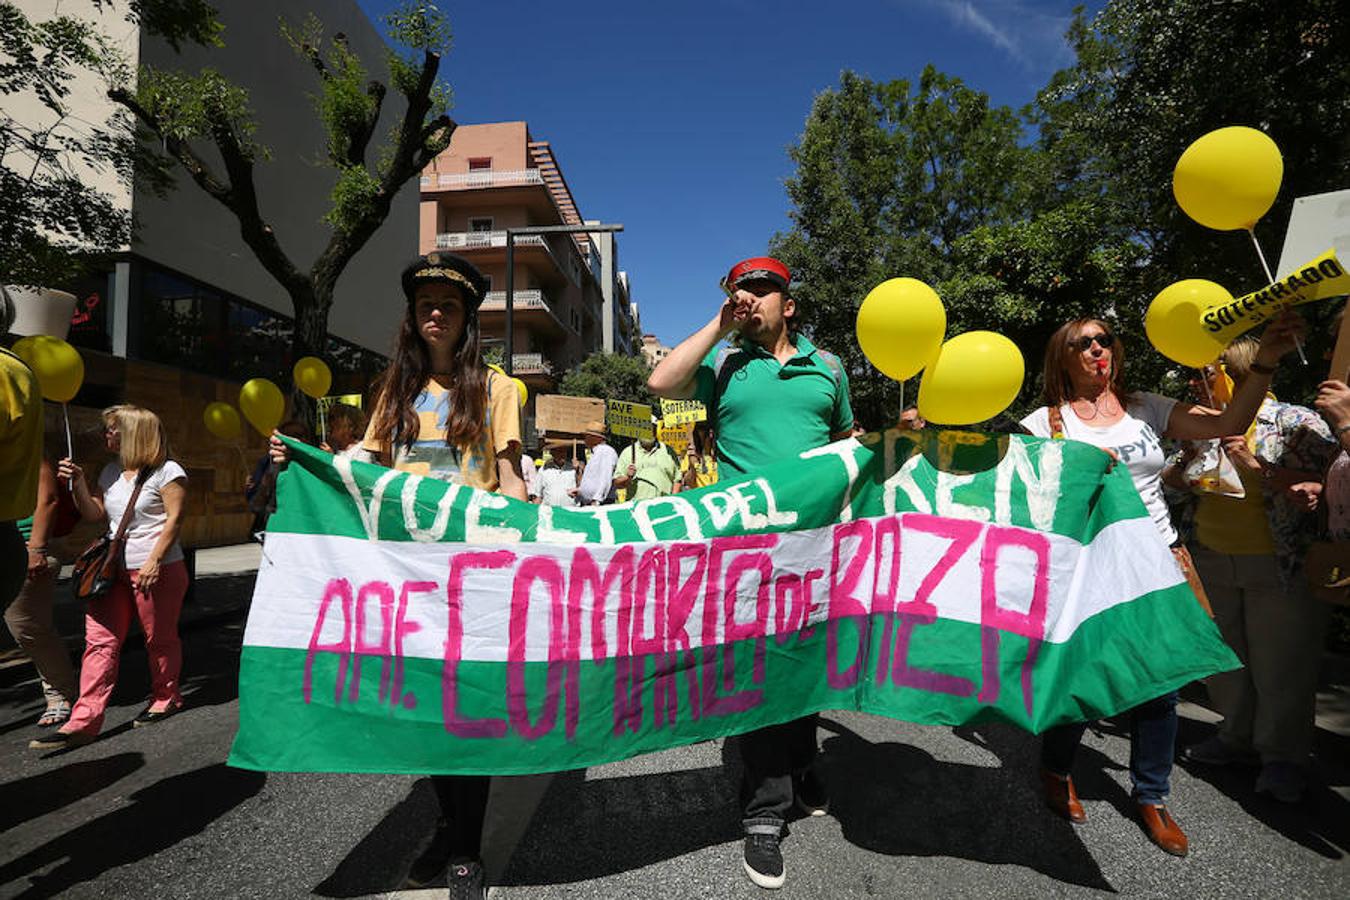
[[418, 122, 637, 409], [4, 0, 412, 546]]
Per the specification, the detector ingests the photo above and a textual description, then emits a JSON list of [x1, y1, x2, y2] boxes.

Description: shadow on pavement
[[499, 755, 744, 887], [1176, 720, 1350, 860], [313, 778, 438, 897], [0, 763, 265, 899], [0, 752, 144, 834], [826, 720, 1115, 892]]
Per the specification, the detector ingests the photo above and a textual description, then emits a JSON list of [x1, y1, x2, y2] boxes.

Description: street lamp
[[504, 222, 624, 376]]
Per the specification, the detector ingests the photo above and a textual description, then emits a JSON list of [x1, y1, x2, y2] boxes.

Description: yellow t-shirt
[[0, 349, 43, 521], [680, 454, 719, 489], [1195, 425, 1275, 555], [361, 369, 520, 491]]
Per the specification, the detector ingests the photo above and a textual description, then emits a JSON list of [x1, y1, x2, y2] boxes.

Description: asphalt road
[[1, 568, 1347, 899]]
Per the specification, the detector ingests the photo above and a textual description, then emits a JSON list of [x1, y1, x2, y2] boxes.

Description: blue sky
[[359, 0, 1104, 346]]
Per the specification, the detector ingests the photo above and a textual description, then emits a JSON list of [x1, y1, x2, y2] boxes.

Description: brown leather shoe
[[1137, 803, 1189, 856], [1041, 769, 1086, 824]]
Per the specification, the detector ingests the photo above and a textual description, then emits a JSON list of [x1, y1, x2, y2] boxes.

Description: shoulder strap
[[113, 468, 153, 542], [712, 345, 738, 388], [813, 348, 845, 390], [1047, 405, 1066, 440]]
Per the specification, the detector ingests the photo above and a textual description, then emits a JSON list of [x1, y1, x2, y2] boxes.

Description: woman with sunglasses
[[1020, 311, 1303, 857]]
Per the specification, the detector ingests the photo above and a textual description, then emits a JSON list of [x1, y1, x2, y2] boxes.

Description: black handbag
[[71, 469, 149, 601]]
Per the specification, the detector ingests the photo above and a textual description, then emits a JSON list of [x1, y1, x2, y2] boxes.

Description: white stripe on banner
[[244, 513, 1182, 663]]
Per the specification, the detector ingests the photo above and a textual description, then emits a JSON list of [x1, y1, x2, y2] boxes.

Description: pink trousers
[[65, 559, 188, 735]]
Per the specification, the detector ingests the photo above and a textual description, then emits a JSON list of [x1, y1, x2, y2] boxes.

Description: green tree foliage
[[0, 0, 213, 287], [111, 2, 458, 372], [775, 1, 1350, 427], [559, 351, 657, 408]]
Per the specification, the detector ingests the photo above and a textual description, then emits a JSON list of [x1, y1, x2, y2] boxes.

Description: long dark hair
[[369, 299, 488, 450], [1041, 317, 1129, 409]]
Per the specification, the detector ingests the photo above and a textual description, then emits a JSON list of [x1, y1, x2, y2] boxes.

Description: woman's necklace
[[1070, 391, 1122, 421]]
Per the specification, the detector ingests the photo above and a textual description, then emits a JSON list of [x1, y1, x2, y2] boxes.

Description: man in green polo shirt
[[648, 255, 853, 890]]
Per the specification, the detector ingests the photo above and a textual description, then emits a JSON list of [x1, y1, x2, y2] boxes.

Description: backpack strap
[[813, 348, 845, 391]]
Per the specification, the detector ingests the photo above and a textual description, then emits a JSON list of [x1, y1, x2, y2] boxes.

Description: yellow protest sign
[[1200, 249, 1350, 345], [606, 399, 654, 439], [319, 393, 363, 412], [659, 398, 707, 427], [659, 422, 693, 453]]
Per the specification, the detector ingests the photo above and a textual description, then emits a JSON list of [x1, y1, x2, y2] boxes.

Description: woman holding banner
[[1021, 311, 1303, 857], [271, 252, 524, 900]]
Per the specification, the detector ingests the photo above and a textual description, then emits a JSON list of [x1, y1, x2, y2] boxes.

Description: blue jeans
[[1041, 690, 1178, 804]]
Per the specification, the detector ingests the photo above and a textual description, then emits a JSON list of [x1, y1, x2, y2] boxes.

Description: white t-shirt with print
[[100, 460, 188, 569], [1021, 392, 1178, 544]]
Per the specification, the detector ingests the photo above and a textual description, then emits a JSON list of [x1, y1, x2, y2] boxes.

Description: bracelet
[[1249, 360, 1276, 375]]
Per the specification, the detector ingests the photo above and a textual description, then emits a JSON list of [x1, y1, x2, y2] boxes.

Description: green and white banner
[[229, 431, 1238, 775]]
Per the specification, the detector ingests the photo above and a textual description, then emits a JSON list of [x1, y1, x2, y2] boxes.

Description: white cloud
[[916, 0, 1079, 71]]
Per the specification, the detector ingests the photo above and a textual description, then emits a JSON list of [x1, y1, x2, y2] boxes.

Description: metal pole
[[505, 231, 515, 376]]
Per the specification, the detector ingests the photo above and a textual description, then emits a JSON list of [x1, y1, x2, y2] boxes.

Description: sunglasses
[[1068, 332, 1115, 352]]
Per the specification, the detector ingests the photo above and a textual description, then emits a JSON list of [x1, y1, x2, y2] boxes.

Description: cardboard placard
[[536, 395, 605, 435]]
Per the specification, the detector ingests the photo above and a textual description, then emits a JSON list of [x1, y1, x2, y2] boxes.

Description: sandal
[[37, 702, 72, 728]]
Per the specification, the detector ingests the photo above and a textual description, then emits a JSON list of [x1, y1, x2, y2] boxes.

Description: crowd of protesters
[[3, 252, 1347, 898]]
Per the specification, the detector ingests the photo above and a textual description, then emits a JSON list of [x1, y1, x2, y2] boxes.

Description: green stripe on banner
[[265, 430, 1138, 547], [229, 582, 1230, 775]]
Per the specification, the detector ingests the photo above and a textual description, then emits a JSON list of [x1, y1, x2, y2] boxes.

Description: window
[[467, 157, 492, 171], [469, 216, 493, 232]]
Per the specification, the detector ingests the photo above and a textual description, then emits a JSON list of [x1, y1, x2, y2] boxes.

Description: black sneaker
[[793, 768, 829, 817], [447, 859, 486, 900], [403, 818, 450, 888], [742, 832, 785, 889]]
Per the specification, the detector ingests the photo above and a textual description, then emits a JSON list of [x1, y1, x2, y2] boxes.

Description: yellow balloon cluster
[[1173, 127, 1283, 232], [293, 357, 332, 399], [203, 402, 242, 440], [855, 278, 1025, 425], [11, 335, 84, 403], [1144, 280, 1230, 368], [240, 378, 285, 436]]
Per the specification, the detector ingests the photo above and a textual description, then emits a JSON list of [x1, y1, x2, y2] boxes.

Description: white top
[[100, 460, 188, 569], [537, 463, 579, 507], [577, 442, 618, 504], [520, 454, 541, 499], [1021, 391, 1178, 544]]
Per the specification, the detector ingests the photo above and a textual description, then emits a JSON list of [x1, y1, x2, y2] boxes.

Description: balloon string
[[63, 402, 74, 490], [1249, 228, 1306, 365]]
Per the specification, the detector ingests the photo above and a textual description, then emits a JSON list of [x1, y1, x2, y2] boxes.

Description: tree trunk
[[288, 284, 330, 433]]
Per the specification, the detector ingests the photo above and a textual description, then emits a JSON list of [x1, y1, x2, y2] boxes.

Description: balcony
[[512, 352, 548, 374], [420, 169, 545, 190], [435, 230, 562, 279], [479, 289, 569, 339]]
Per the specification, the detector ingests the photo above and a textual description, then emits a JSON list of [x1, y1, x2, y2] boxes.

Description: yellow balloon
[[239, 378, 285, 437], [1173, 127, 1283, 231], [917, 332, 1025, 425], [203, 401, 242, 440], [11, 334, 84, 402], [511, 377, 528, 408], [1145, 280, 1230, 368], [293, 356, 332, 399], [856, 278, 946, 381]]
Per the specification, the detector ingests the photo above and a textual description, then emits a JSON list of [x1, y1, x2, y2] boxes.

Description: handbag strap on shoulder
[[112, 468, 152, 543]]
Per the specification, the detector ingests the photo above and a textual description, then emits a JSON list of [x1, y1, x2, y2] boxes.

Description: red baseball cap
[[726, 256, 790, 291]]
